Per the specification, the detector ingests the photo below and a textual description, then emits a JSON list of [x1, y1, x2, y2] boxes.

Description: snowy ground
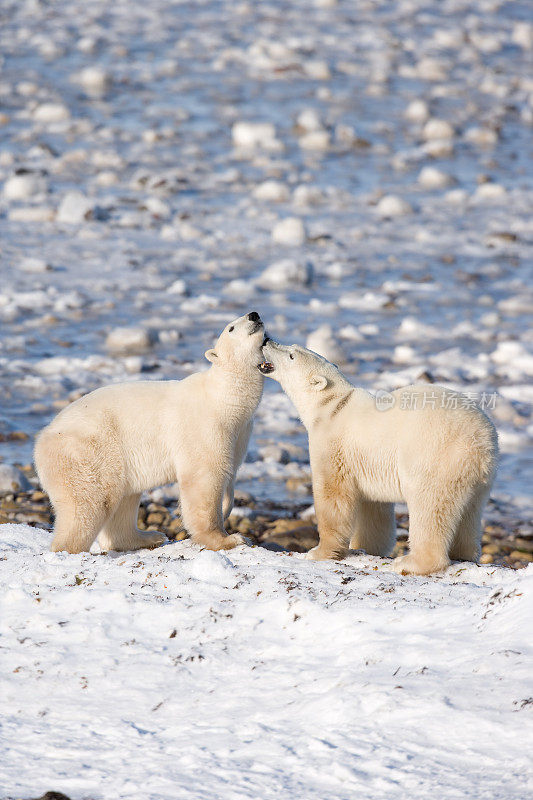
[[1, 524, 532, 800]]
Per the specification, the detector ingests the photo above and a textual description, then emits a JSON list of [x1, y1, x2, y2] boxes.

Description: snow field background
[[1, 524, 532, 800]]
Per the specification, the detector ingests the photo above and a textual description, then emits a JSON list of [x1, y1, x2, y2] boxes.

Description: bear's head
[[259, 340, 348, 419], [205, 312, 268, 373]]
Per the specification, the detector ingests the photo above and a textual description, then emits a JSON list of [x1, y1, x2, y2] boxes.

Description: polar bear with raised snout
[[35, 312, 267, 554], [259, 341, 498, 575]]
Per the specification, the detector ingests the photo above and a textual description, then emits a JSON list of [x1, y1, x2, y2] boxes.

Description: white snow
[[105, 327, 155, 354], [3, 173, 48, 200], [272, 217, 307, 246], [422, 119, 455, 141], [252, 180, 290, 202], [404, 99, 430, 124], [232, 122, 278, 148], [56, 191, 93, 224], [256, 258, 312, 289], [33, 102, 70, 123], [1, 523, 532, 800], [418, 167, 453, 189], [298, 130, 331, 151], [74, 66, 110, 94], [375, 195, 413, 218], [306, 325, 347, 364]]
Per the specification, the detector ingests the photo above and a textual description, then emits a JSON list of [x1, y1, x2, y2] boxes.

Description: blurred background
[[0, 0, 531, 529]]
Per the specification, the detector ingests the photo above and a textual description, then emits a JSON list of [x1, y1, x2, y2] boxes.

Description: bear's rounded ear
[[204, 349, 218, 363], [310, 374, 328, 391]]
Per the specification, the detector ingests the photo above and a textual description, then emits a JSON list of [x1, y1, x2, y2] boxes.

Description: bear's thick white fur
[[261, 341, 498, 575], [35, 313, 266, 554]]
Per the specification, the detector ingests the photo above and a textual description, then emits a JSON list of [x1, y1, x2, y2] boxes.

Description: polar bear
[[259, 341, 498, 575], [35, 312, 267, 554]]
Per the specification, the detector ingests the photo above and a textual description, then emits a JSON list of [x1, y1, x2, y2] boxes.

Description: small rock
[[285, 477, 312, 494], [20, 257, 53, 273], [143, 197, 171, 218], [418, 166, 453, 189], [375, 195, 412, 217], [75, 66, 110, 94], [293, 185, 324, 206], [105, 327, 155, 354], [272, 217, 306, 246], [512, 22, 533, 49], [3, 172, 48, 200], [444, 189, 468, 205], [56, 191, 93, 224], [404, 99, 430, 123], [480, 553, 494, 564], [296, 108, 323, 132], [510, 550, 533, 562], [299, 130, 331, 151], [306, 325, 347, 364], [422, 118, 454, 140], [424, 139, 454, 158], [9, 206, 55, 222], [474, 183, 507, 202], [252, 180, 290, 202], [232, 121, 277, 148], [167, 279, 187, 295], [258, 445, 291, 464], [465, 127, 498, 147], [33, 103, 70, 123], [256, 258, 312, 289], [0, 464, 32, 493], [416, 57, 447, 81], [303, 60, 331, 80]]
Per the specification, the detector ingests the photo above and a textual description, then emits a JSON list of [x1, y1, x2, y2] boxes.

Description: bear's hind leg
[[394, 480, 472, 575], [349, 500, 396, 556], [449, 486, 489, 562], [98, 494, 166, 552], [51, 496, 109, 554]]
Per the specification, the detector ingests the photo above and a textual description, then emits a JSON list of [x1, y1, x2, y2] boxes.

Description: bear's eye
[[229, 326, 234, 332], [289, 353, 294, 360]]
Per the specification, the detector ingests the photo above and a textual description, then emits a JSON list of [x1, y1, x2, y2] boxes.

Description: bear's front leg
[[179, 471, 247, 552], [305, 463, 353, 561]]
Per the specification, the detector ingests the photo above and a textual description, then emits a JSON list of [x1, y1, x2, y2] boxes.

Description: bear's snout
[[248, 311, 260, 322]]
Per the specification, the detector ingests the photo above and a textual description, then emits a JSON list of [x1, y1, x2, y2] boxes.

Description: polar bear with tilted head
[[259, 340, 498, 575], [35, 312, 267, 554]]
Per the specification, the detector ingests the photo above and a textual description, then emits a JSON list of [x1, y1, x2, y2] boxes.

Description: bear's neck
[[206, 365, 264, 421], [288, 377, 355, 431]]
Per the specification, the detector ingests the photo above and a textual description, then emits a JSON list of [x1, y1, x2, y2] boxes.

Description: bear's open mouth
[[262, 335, 270, 346], [258, 361, 275, 374]]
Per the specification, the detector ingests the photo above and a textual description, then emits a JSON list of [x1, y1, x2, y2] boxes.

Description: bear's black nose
[[248, 311, 260, 322]]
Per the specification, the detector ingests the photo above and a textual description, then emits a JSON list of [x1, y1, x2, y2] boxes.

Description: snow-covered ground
[[1, 524, 532, 799], [0, 0, 532, 513]]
